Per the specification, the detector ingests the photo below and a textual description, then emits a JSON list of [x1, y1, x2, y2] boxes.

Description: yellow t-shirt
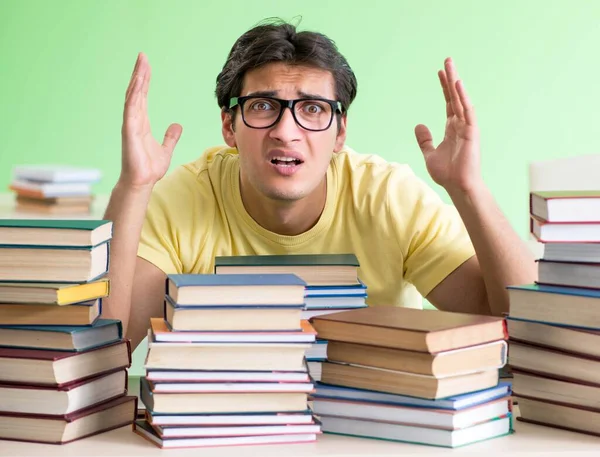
[[138, 146, 475, 308]]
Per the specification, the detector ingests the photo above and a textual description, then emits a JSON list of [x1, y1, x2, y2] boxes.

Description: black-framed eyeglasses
[[229, 96, 343, 132]]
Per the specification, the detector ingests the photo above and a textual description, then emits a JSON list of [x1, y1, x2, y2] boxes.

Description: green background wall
[[1, 0, 599, 373]]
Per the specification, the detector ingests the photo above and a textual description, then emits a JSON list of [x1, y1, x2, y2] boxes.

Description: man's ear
[[221, 109, 237, 148], [333, 114, 347, 153]]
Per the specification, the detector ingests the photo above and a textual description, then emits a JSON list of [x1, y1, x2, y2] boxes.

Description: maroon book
[[0, 395, 137, 444]]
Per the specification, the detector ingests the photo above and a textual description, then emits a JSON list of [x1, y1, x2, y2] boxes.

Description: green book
[[214, 254, 360, 286], [0, 219, 112, 248]]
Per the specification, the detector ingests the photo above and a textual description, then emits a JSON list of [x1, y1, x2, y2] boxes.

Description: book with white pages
[[134, 420, 318, 449], [311, 382, 512, 410], [544, 242, 600, 263], [319, 414, 511, 448], [146, 411, 314, 426], [153, 422, 321, 439], [304, 295, 366, 309], [145, 370, 310, 383], [148, 380, 314, 393], [150, 318, 316, 344], [10, 179, 92, 197], [305, 280, 367, 297], [301, 306, 367, 320], [13, 165, 102, 183], [311, 396, 511, 430]]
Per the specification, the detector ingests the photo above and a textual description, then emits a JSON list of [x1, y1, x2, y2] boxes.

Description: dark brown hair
[[216, 18, 357, 117]]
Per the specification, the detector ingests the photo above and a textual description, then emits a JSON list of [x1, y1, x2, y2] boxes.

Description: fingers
[[125, 53, 142, 102], [414, 124, 435, 155], [438, 70, 453, 118], [124, 66, 145, 122], [456, 79, 477, 127], [443, 57, 464, 120], [162, 123, 183, 155]]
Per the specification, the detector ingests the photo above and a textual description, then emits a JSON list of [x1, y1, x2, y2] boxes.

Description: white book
[[10, 179, 92, 197], [320, 415, 511, 448], [13, 165, 102, 183]]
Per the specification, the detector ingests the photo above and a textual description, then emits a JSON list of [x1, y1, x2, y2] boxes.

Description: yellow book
[[0, 278, 109, 305]]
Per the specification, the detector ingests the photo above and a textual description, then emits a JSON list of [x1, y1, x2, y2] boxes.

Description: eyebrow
[[244, 90, 330, 99]]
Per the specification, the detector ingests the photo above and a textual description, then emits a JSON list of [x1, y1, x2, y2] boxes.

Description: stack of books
[[9, 165, 102, 215], [134, 273, 322, 449], [507, 190, 600, 437], [309, 307, 513, 448], [0, 219, 136, 444], [214, 254, 367, 384]]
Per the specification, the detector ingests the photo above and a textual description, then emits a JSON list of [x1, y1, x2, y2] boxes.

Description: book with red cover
[[0, 339, 131, 386], [0, 395, 137, 444]]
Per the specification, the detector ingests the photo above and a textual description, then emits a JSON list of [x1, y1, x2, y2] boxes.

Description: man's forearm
[[448, 181, 537, 316], [102, 181, 153, 332]]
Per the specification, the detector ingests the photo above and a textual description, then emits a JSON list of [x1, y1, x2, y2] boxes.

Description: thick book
[[150, 317, 316, 344], [134, 419, 317, 449], [507, 284, 600, 329], [140, 377, 308, 415], [0, 339, 131, 386], [214, 254, 360, 286], [164, 298, 303, 332], [512, 370, 600, 410], [325, 340, 507, 377], [537, 259, 600, 290], [0, 318, 122, 351], [312, 396, 511, 430], [319, 362, 500, 399], [320, 414, 511, 448], [310, 307, 506, 353], [0, 219, 112, 247], [0, 395, 136, 444], [0, 278, 109, 305], [311, 382, 512, 411], [144, 340, 308, 372], [167, 273, 306, 306], [0, 242, 110, 283], [147, 379, 314, 394], [516, 396, 600, 438], [543, 242, 600, 263], [508, 340, 600, 385], [507, 318, 600, 358], [0, 298, 101, 326], [0, 369, 127, 415], [531, 216, 600, 243], [530, 190, 600, 223]]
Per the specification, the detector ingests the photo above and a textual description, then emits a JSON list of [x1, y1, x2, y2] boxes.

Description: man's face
[[222, 62, 347, 203]]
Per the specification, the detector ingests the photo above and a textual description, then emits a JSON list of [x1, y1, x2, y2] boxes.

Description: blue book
[[167, 274, 306, 306], [0, 318, 122, 351], [305, 279, 367, 297], [311, 382, 512, 410]]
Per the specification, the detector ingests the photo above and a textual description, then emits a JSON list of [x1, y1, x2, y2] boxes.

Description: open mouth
[[270, 158, 304, 166]]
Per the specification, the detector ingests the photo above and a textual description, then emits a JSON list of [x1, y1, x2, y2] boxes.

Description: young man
[[104, 20, 536, 350]]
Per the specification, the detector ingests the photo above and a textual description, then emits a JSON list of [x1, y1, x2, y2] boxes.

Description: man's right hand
[[120, 52, 182, 189]]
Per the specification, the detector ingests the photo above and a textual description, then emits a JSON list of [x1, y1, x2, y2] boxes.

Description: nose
[[268, 106, 302, 143]]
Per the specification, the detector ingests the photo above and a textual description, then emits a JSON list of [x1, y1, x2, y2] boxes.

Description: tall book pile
[[214, 254, 367, 383], [309, 307, 513, 448], [507, 190, 600, 437], [134, 273, 321, 449], [9, 165, 102, 215], [0, 219, 136, 444]]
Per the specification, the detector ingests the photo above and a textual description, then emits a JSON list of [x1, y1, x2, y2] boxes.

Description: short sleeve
[[137, 176, 184, 275], [387, 166, 476, 297]]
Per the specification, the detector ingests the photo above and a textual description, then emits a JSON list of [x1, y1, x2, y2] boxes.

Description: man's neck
[[239, 179, 327, 236]]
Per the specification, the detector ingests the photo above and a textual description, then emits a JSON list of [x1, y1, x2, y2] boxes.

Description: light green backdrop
[[1, 0, 599, 373]]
